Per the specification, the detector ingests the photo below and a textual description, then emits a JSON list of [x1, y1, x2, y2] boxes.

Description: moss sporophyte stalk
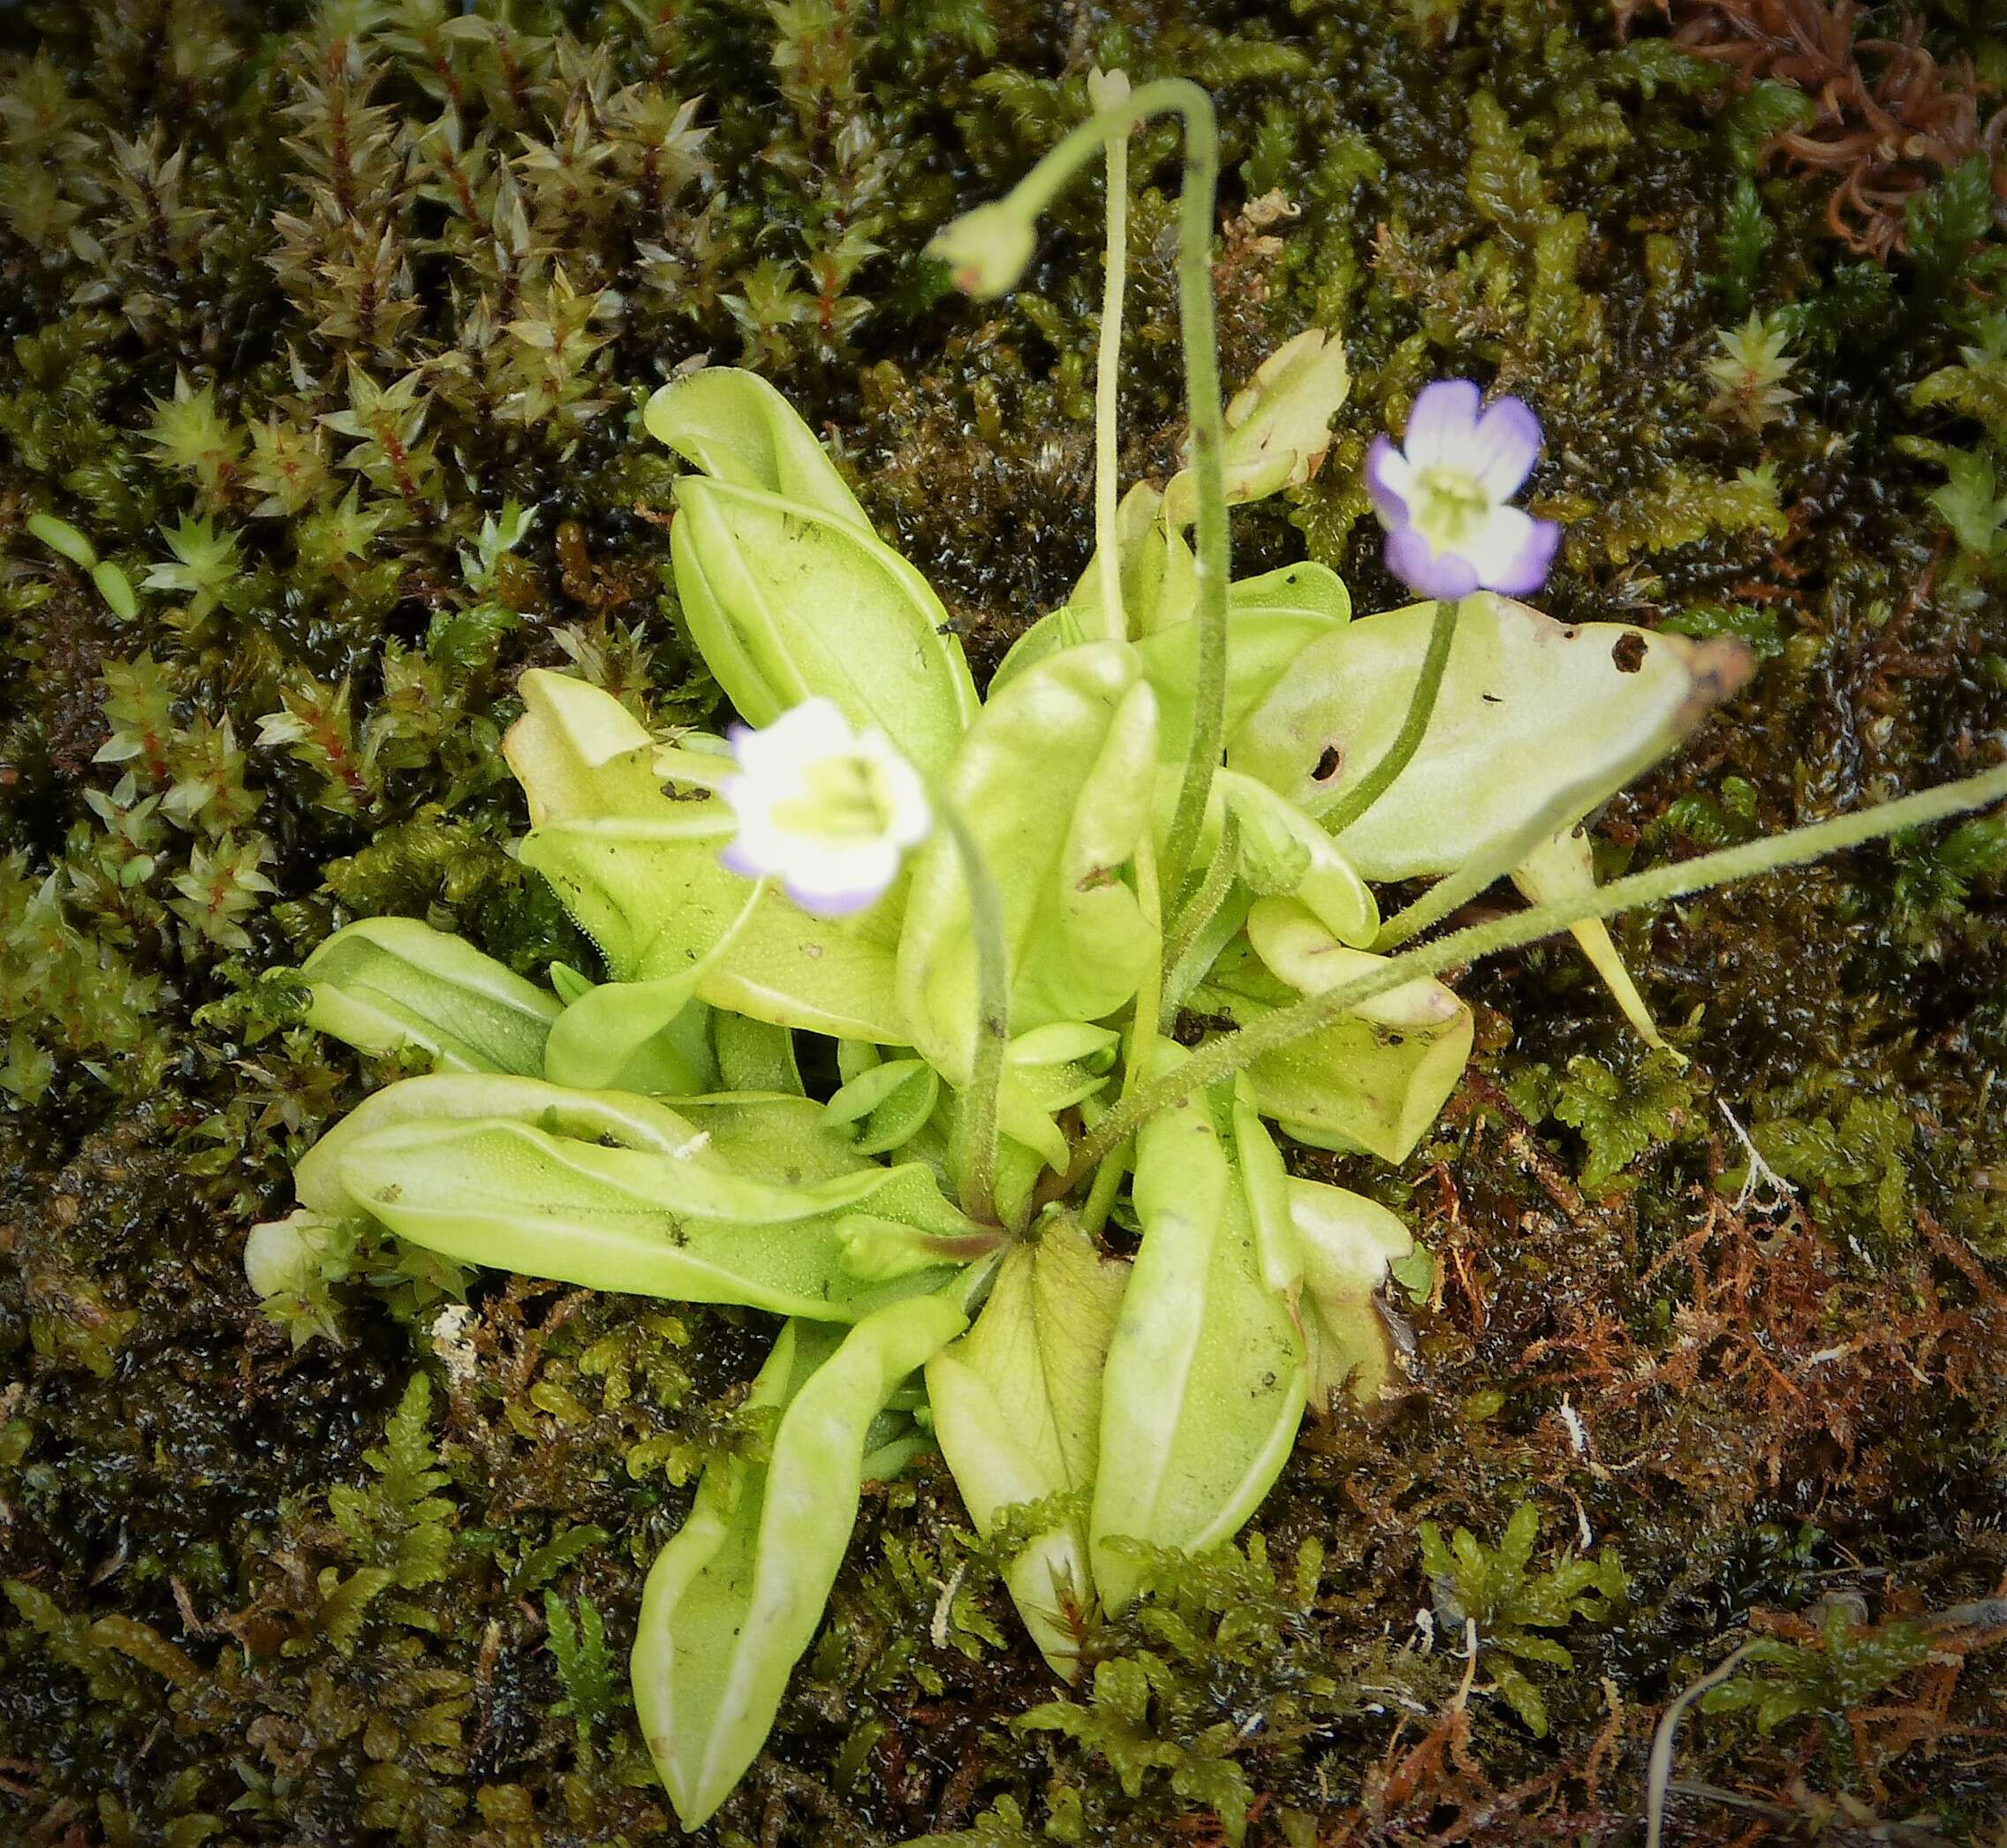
[[216, 74, 2007, 1837]]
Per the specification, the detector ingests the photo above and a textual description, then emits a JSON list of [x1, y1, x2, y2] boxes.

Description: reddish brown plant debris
[[1624, 0, 2006, 257]]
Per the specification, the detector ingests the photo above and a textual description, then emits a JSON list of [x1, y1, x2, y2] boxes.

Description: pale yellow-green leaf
[[897, 643, 1159, 1082], [1286, 1179, 1413, 1409], [502, 668, 662, 828], [633, 1295, 966, 1828], [292, 1072, 968, 1315], [1135, 562, 1350, 761], [295, 1073, 706, 1216], [1162, 329, 1351, 525], [541, 888, 758, 1092], [1511, 827, 1670, 1053], [519, 799, 910, 1042], [1090, 1045, 1306, 1611], [927, 1217, 1127, 1676], [670, 475, 977, 775], [1216, 771, 1377, 948], [1195, 903, 1473, 1163], [299, 917, 559, 1075], [644, 367, 873, 529], [1228, 595, 1748, 879]]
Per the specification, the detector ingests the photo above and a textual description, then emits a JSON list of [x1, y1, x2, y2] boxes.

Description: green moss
[[1551, 1047, 1697, 1194], [1417, 1503, 1628, 1737]]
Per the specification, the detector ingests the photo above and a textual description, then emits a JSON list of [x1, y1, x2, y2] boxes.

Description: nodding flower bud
[[928, 202, 1037, 300]]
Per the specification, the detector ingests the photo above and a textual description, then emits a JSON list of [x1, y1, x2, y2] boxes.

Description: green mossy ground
[[4, 1, 2006, 1842]]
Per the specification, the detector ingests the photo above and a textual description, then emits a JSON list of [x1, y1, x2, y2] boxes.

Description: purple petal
[[719, 838, 763, 878], [1403, 380, 1482, 468], [784, 875, 882, 917], [1469, 396, 1542, 499], [1363, 435, 1412, 529], [1385, 524, 1480, 601], [1474, 512, 1560, 596]]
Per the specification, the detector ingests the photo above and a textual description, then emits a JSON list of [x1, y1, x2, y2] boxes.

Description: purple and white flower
[[1365, 380, 1559, 600], [720, 698, 931, 916]]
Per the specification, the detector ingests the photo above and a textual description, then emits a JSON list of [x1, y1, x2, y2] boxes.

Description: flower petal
[[1464, 505, 1559, 595], [784, 840, 900, 916], [720, 700, 928, 910], [857, 732, 934, 846], [1385, 523, 1480, 601], [734, 695, 849, 777], [719, 837, 764, 878], [1364, 435, 1414, 528], [1468, 396, 1542, 499], [1403, 380, 1481, 469]]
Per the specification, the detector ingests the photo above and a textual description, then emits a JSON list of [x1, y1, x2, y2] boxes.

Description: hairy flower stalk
[[931, 77, 1228, 900], [1089, 66, 1131, 645], [1064, 756, 2007, 1190]]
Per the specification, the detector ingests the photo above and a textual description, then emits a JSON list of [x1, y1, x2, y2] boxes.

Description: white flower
[[720, 698, 931, 916], [1365, 380, 1559, 599]]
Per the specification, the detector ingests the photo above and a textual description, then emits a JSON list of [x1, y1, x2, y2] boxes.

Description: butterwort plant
[[245, 74, 2007, 1831]]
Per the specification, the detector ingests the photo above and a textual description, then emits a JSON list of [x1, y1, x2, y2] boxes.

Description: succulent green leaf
[[1216, 771, 1377, 947], [671, 1092, 876, 1187], [987, 602, 1089, 696], [1227, 595, 1749, 880], [644, 367, 873, 530], [291, 1073, 969, 1315], [669, 473, 977, 774], [503, 668, 664, 827], [1134, 563, 1350, 763], [294, 1073, 706, 1214], [928, 1087, 1053, 1235], [520, 801, 910, 1042], [542, 890, 757, 1093], [1284, 1179, 1414, 1409], [1059, 481, 1197, 641], [898, 642, 1160, 1082], [327, 1119, 964, 1312], [926, 1216, 1127, 1677], [1511, 827, 1670, 1052], [825, 1056, 940, 1156], [633, 1294, 967, 1828], [1162, 329, 1350, 524], [1090, 1043, 1306, 1612], [713, 1012, 806, 1094], [543, 978, 718, 1094], [298, 917, 560, 1074], [994, 1023, 1120, 1172], [647, 367, 981, 755], [504, 679, 907, 1044], [1194, 902, 1473, 1163]]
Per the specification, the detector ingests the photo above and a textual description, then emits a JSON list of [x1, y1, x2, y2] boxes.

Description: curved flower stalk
[[242, 80, 2007, 1832]]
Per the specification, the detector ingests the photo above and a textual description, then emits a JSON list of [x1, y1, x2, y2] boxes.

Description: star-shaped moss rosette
[[242, 76, 2007, 1833]]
